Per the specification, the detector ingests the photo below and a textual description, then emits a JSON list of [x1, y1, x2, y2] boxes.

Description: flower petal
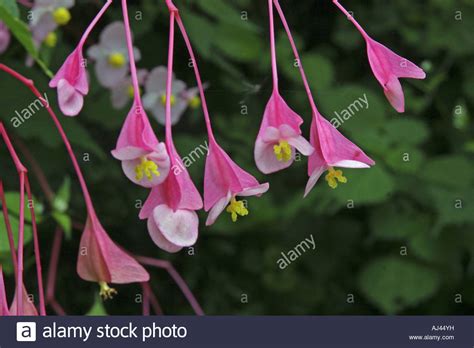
[[287, 135, 314, 156], [254, 136, 294, 174], [57, 79, 84, 116], [304, 166, 327, 198], [383, 75, 405, 113], [147, 214, 182, 253], [153, 205, 199, 247], [206, 193, 231, 226], [238, 183, 270, 197]]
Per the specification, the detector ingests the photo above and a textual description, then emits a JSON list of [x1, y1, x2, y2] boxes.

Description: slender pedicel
[[78, 0, 113, 49], [331, 0, 369, 39]]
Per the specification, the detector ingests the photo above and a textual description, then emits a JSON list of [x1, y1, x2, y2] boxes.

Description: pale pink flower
[[142, 67, 188, 126], [88, 22, 140, 88], [255, 91, 314, 174], [304, 111, 375, 197], [110, 69, 148, 110], [77, 213, 149, 299], [111, 102, 170, 188], [0, 22, 11, 54], [205, 141, 269, 226], [49, 48, 88, 116], [139, 141, 203, 253]]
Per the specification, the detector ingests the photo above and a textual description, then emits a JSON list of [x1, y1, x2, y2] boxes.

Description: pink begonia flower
[[205, 141, 269, 226], [49, 47, 88, 116], [0, 22, 11, 54], [111, 102, 170, 187], [0, 267, 9, 315], [110, 69, 148, 110], [143, 67, 189, 126], [255, 91, 314, 174], [77, 213, 149, 299], [366, 39, 426, 112], [304, 111, 375, 197], [49, 0, 112, 116], [9, 286, 38, 316], [139, 142, 203, 253], [332, 0, 425, 113], [88, 22, 141, 88]]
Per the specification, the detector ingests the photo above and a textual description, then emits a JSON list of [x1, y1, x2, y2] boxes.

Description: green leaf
[[53, 177, 71, 213], [358, 257, 440, 314], [385, 147, 425, 174], [0, 214, 33, 252], [197, 0, 260, 32], [332, 165, 395, 205], [0, 6, 52, 77], [281, 53, 334, 90], [51, 211, 72, 239], [383, 118, 429, 146], [0, 191, 42, 223], [420, 156, 474, 190], [0, 0, 19, 17], [179, 11, 214, 58], [214, 23, 263, 62]]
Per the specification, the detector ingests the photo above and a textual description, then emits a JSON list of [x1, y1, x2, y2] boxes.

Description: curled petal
[[206, 193, 232, 226]]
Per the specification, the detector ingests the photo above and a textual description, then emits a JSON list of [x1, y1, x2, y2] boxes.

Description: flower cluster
[[39, 0, 426, 300]]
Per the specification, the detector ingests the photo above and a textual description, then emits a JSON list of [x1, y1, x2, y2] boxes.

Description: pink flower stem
[[0, 122, 26, 315], [164, 10, 176, 145], [268, 0, 279, 93], [331, 0, 369, 39], [0, 266, 8, 313], [135, 255, 204, 316], [24, 176, 46, 315], [272, 0, 320, 114], [121, 0, 143, 103], [0, 181, 18, 274], [78, 0, 113, 49], [167, 2, 216, 145], [141, 282, 150, 315], [46, 227, 62, 303], [0, 64, 96, 217]]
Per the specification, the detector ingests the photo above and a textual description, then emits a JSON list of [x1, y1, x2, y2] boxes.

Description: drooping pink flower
[[304, 111, 375, 197], [9, 286, 38, 316], [49, 48, 88, 116], [0, 22, 11, 55], [332, 0, 425, 113], [365, 39, 426, 112], [49, 0, 112, 116], [111, 102, 170, 187], [205, 141, 269, 226], [255, 91, 314, 174], [77, 212, 149, 299], [139, 141, 203, 253], [0, 267, 9, 316]]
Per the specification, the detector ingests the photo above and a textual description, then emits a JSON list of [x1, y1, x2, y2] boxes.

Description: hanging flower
[[142, 67, 189, 126], [332, 0, 425, 112], [9, 286, 38, 316], [0, 22, 11, 55], [304, 111, 375, 197], [139, 142, 203, 253], [205, 141, 269, 225], [255, 91, 314, 174], [49, 47, 88, 116], [110, 69, 148, 109], [77, 213, 149, 300], [111, 102, 170, 187], [88, 22, 140, 88], [365, 38, 426, 112]]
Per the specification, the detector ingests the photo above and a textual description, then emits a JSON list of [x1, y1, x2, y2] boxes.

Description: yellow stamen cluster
[[160, 94, 176, 106], [99, 282, 117, 301], [226, 197, 249, 222], [189, 96, 201, 109], [44, 32, 57, 48], [273, 140, 292, 162], [127, 85, 135, 98], [108, 52, 126, 68], [325, 167, 347, 189], [135, 157, 160, 181], [52, 7, 71, 26]]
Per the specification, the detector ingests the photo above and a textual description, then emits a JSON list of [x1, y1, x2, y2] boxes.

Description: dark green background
[[1, 0, 473, 315]]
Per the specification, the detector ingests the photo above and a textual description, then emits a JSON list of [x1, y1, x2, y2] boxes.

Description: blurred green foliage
[[0, 0, 473, 315]]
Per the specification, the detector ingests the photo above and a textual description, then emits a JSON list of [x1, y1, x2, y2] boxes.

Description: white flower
[[142, 66, 189, 126], [110, 69, 148, 109], [87, 22, 141, 88], [30, 0, 74, 43]]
